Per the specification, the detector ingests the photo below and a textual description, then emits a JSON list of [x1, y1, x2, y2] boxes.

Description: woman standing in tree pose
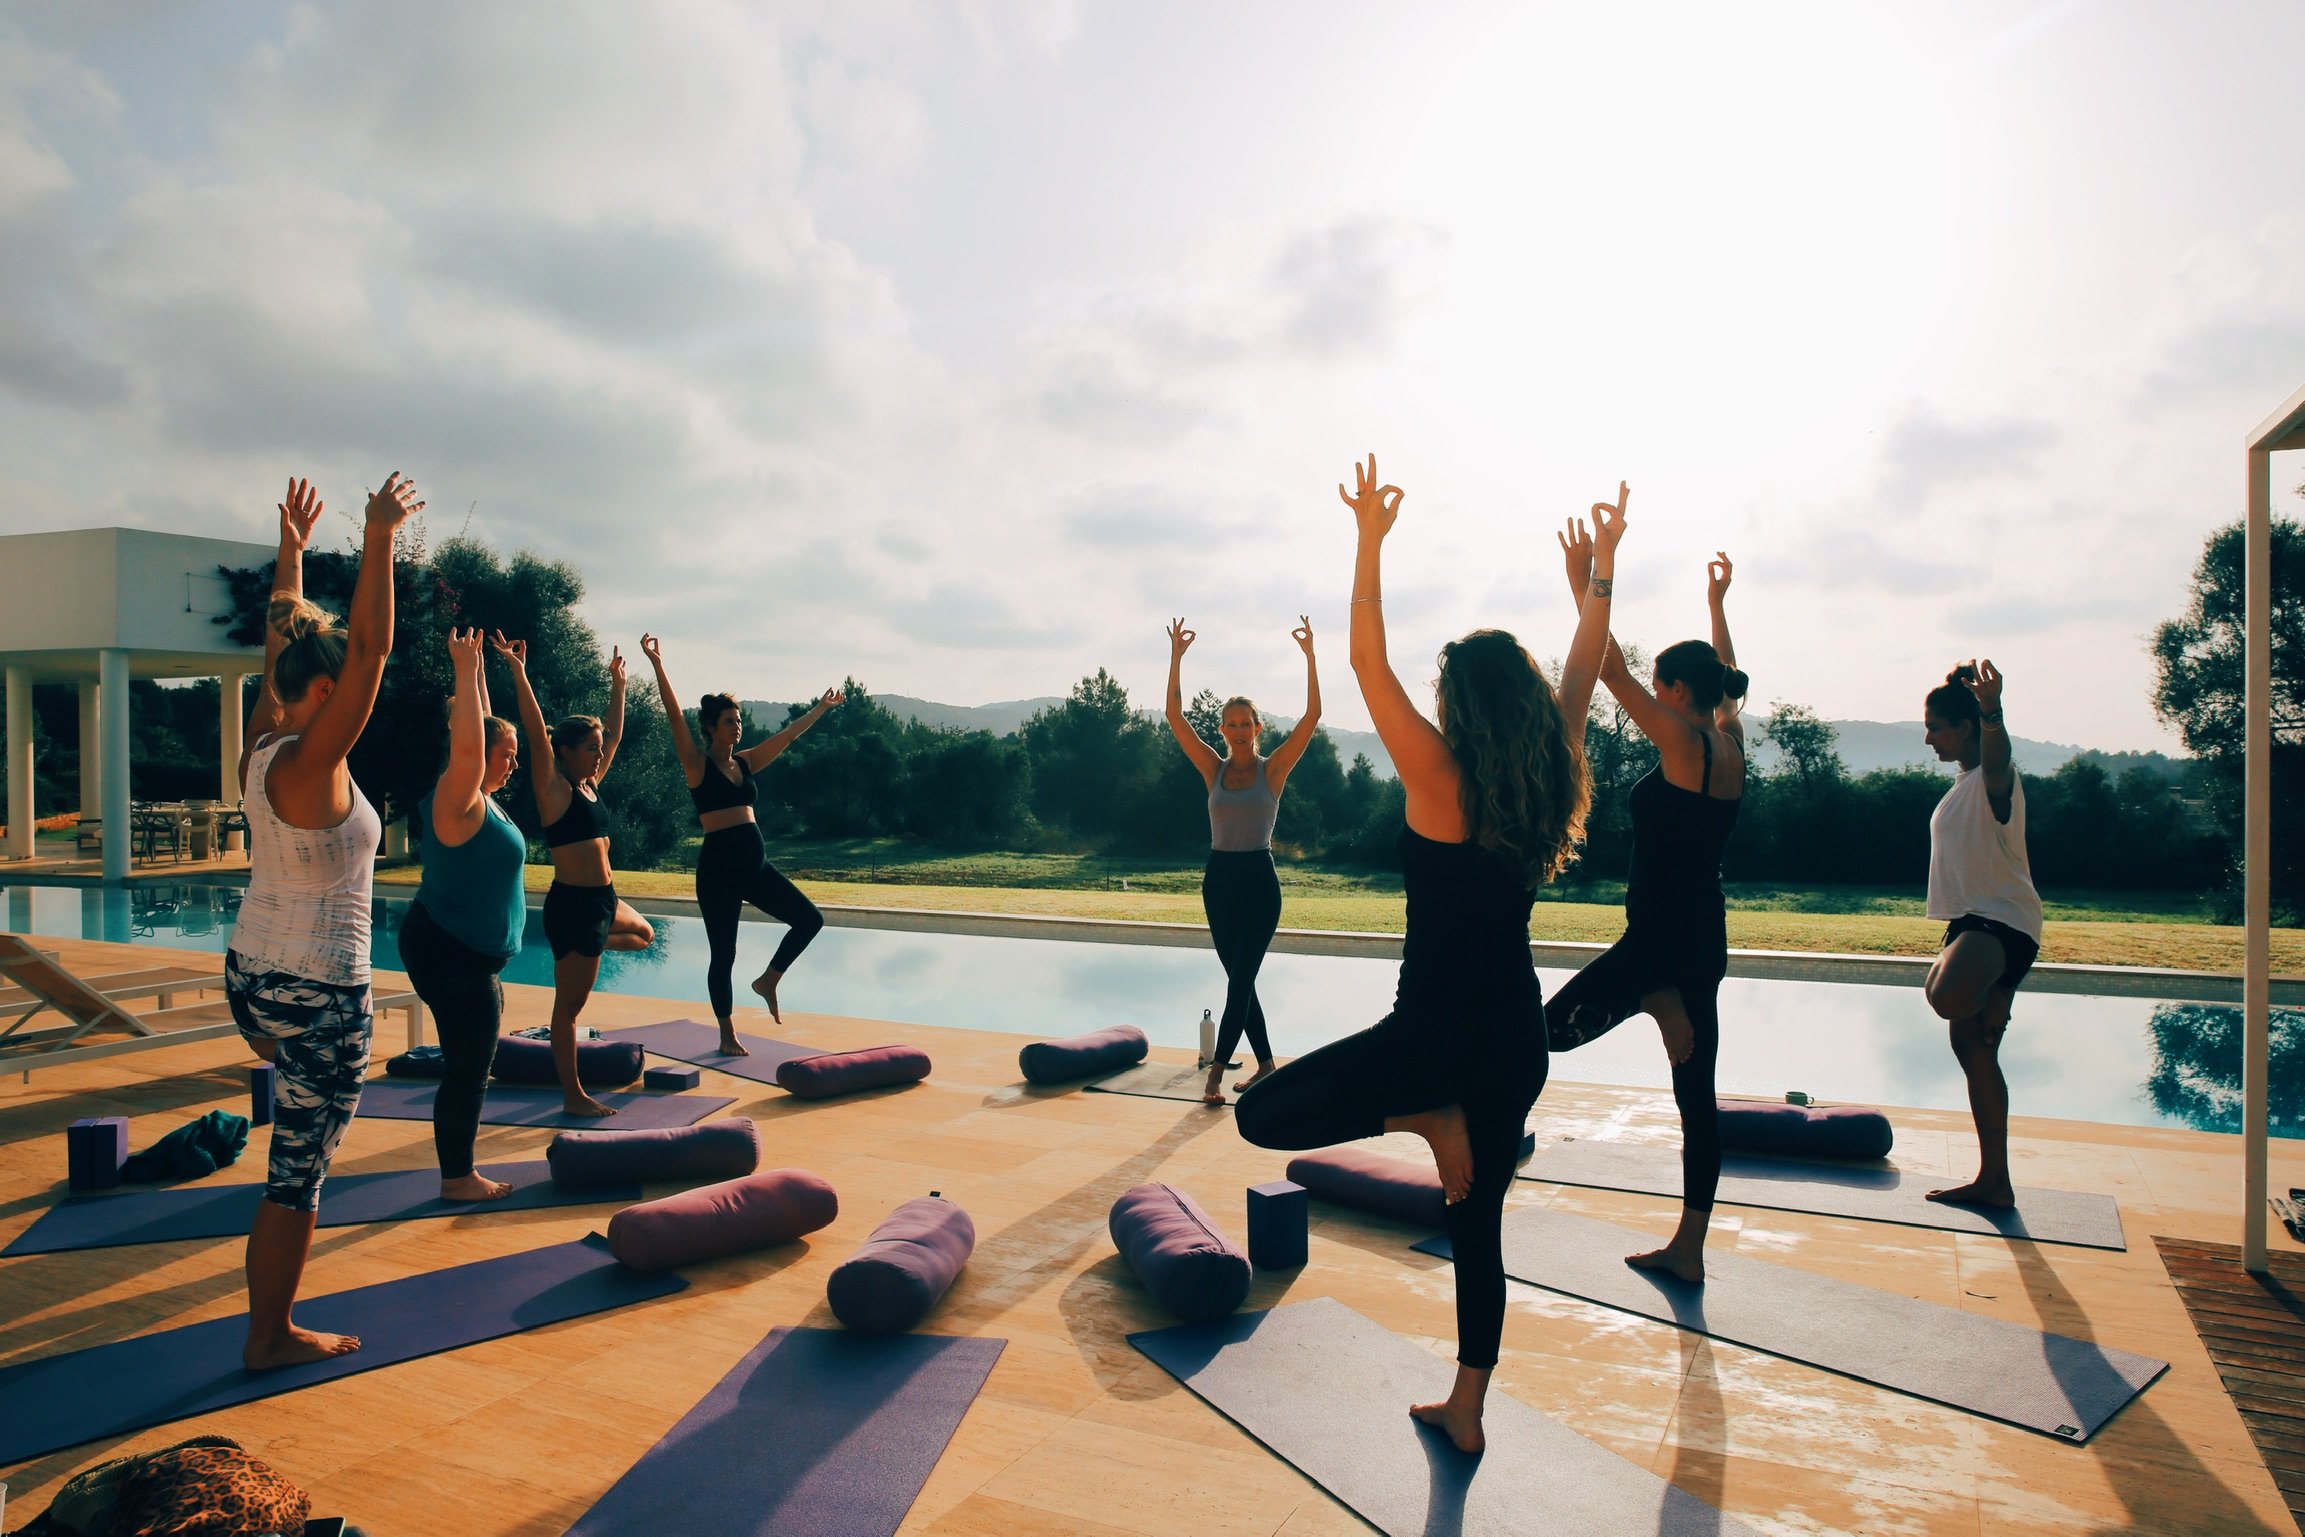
[[1544, 548, 1748, 1282], [1163, 616, 1322, 1105], [230, 471, 420, 1369], [640, 634, 842, 1050], [494, 632, 654, 1117], [1919, 660, 2041, 1209], [399, 627, 526, 1199], [1235, 455, 1617, 1454]]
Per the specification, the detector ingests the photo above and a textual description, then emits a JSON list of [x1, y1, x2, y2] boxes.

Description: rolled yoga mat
[[353, 1078, 735, 1131], [1130, 1296, 1764, 1537], [1413, 1207, 2166, 1440], [2, 1161, 641, 1257], [1083, 1060, 1226, 1103], [0, 1234, 686, 1466], [566, 1327, 1006, 1537], [604, 1018, 827, 1086], [1519, 1137, 2128, 1251]]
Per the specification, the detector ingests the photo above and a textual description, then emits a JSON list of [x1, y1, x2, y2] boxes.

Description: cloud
[[1877, 403, 2058, 510]]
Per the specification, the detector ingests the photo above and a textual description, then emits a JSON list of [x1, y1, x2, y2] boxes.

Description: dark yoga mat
[[1414, 1207, 2166, 1440], [355, 1077, 734, 1129], [1131, 1296, 1762, 1536], [1085, 1061, 1225, 1104], [567, 1327, 1005, 1536], [605, 1018, 825, 1086], [0, 1233, 685, 1465], [3, 1161, 641, 1257]]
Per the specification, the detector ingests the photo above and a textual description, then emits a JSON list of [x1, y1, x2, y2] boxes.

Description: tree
[[1184, 689, 1224, 753], [1761, 702, 1845, 792], [1020, 670, 1165, 844]]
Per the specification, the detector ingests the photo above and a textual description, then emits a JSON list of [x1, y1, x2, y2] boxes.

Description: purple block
[[1246, 1180, 1308, 1271], [827, 1196, 976, 1334], [1109, 1183, 1252, 1323], [774, 1044, 931, 1100], [250, 1064, 276, 1128], [644, 1065, 701, 1092], [67, 1117, 129, 1193]]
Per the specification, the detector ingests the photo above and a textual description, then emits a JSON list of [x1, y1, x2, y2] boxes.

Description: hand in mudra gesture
[[1291, 616, 1315, 656], [815, 688, 845, 713], [1962, 658, 2004, 716], [1167, 617, 1195, 660], [445, 627, 484, 669], [1708, 551, 1733, 605], [1589, 481, 1629, 558], [1338, 453, 1403, 540], [607, 646, 626, 689], [1557, 518, 1594, 596], [279, 478, 324, 550], [489, 631, 529, 671], [639, 633, 663, 664]]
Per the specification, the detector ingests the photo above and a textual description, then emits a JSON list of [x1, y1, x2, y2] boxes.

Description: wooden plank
[[2155, 1233, 2305, 1529]]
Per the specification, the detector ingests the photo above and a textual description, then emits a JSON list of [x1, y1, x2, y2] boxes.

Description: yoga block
[[1109, 1183, 1252, 1323], [1718, 1099, 1894, 1161], [1519, 1128, 1536, 1161], [1018, 1024, 1149, 1085], [490, 1035, 646, 1089], [827, 1195, 976, 1334], [67, 1117, 130, 1193], [644, 1065, 702, 1092], [1246, 1180, 1308, 1271], [1286, 1147, 1445, 1228], [607, 1167, 838, 1273], [547, 1119, 761, 1188], [775, 1044, 931, 1100], [250, 1063, 276, 1128]]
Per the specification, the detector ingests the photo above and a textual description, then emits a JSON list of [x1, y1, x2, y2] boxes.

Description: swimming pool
[[6, 880, 2298, 1139]]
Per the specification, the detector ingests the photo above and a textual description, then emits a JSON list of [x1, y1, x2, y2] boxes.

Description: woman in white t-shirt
[[1919, 659, 2044, 1211]]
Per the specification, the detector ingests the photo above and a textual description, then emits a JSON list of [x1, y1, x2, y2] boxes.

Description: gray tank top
[[1208, 762, 1280, 851]]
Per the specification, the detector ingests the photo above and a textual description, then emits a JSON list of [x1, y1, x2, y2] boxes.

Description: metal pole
[[3, 666, 31, 861], [2243, 445, 2272, 1272], [100, 648, 130, 885]]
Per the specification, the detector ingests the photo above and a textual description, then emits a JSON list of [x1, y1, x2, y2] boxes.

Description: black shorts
[[1943, 914, 2039, 993], [544, 881, 618, 960]]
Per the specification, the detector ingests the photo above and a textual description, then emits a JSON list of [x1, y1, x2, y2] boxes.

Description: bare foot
[[1626, 1245, 1705, 1284], [749, 971, 782, 1021], [1203, 1067, 1227, 1107], [564, 1094, 618, 1119], [716, 1026, 750, 1057], [243, 1325, 361, 1371], [1232, 1061, 1277, 1093], [1409, 1399, 1486, 1454], [1388, 1104, 1474, 1204], [439, 1172, 515, 1202], [1927, 1178, 2015, 1209]]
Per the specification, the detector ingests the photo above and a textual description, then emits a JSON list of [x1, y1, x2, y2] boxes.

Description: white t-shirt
[[230, 734, 383, 986], [1926, 762, 2044, 943]]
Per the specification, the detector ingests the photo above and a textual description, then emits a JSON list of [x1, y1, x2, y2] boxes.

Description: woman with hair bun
[[1233, 455, 1617, 1454], [230, 471, 419, 1369], [1163, 615, 1322, 1105], [493, 631, 654, 1116], [640, 634, 841, 1053], [1545, 547, 1748, 1283], [1919, 658, 2041, 1210]]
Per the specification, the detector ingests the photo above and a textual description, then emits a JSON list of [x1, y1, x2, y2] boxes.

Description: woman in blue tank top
[[1164, 615, 1322, 1106]]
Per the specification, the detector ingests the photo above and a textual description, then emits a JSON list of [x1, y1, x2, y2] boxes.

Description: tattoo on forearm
[[1589, 578, 1613, 598]]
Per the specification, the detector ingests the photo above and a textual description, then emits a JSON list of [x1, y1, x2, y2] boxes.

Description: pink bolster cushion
[[774, 1044, 931, 1099], [1286, 1146, 1446, 1228], [605, 1167, 838, 1273]]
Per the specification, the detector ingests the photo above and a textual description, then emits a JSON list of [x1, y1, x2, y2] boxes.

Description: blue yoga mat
[[604, 1019, 825, 1087], [568, 1328, 1005, 1536], [0, 1233, 685, 1466], [355, 1077, 734, 1129], [3, 1161, 642, 1257]]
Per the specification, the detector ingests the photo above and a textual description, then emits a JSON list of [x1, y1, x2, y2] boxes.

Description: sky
[[2, 1, 2300, 751]]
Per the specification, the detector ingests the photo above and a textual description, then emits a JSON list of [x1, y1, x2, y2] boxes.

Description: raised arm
[[740, 688, 844, 773], [593, 647, 627, 781], [1340, 454, 1461, 835], [1708, 551, 1744, 737], [432, 628, 491, 848], [493, 632, 567, 821], [1265, 617, 1323, 790], [244, 478, 325, 775], [640, 634, 704, 786], [273, 473, 421, 794], [1163, 618, 1220, 787], [1553, 484, 1627, 749], [1966, 659, 2016, 817]]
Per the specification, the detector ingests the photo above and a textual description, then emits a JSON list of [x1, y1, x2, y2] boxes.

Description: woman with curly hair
[[1234, 454, 1619, 1454]]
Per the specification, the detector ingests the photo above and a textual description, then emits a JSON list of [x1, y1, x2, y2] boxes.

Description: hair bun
[[267, 595, 339, 643], [1722, 667, 1750, 702]]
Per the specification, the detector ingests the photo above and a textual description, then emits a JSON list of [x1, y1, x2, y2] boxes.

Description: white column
[[2243, 445, 2273, 1273], [100, 648, 130, 884], [219, 670, 245, 802], [4, 666, 31, 860], [78, 681, 101, 818]]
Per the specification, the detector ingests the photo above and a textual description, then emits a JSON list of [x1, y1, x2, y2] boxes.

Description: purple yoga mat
[[0, 1234, 686, 1465], [604, 1018, 825, 1086], [567, 1328, 1005, 1537], [2, 1161, 642, 1257], [354, 1077, 735, 1129]]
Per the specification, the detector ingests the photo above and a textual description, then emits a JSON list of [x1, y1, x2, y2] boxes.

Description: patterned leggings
[[225, 951, 373, 1212]]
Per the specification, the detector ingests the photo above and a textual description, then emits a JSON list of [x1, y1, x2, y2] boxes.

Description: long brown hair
[[1433, 629, 1590, 887]]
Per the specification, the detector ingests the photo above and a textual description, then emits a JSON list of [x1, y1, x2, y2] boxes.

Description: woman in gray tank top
[[1164, 615, 1323, 1105]]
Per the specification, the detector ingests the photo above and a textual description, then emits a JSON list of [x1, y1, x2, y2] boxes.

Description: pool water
[[7, 881, 2299, 1139]]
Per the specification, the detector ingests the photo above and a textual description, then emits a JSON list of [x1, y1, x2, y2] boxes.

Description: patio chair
[[74, 817, 103, 855]]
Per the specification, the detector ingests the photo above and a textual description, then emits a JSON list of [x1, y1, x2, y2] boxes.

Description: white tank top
[[1926, 763, 2044, 942], [230, 734, 383, 986]]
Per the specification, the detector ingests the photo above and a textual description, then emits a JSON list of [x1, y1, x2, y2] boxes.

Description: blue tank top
[[1208, 762, 1279, 851], [415, 792, 529, 960]]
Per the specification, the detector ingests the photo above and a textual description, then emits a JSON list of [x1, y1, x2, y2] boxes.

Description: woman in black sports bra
[[1545, 545, 1747, 1282], [494, 633, 654, 1117], [642, 635, 842, 1054]]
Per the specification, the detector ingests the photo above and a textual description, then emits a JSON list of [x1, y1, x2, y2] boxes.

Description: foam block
[[643, 1064, 701, 1092], [67, 1117, 130, 1193], [606, 1168, 838, 1273], [826, 1196, 976, 1334], [774, 1044, 930, 1100], [250, 1063, 276, 1128], [490, 1035, 646, 1089], [1246, 1180, 1308, 1271], [1018, 1025, 1149, 1085], [1719, 1100, 1894, 1161], [1109, 1183, 1252, 1324], [546, 1120, 761, 1189], [1286, 1147, 1445, 1229]]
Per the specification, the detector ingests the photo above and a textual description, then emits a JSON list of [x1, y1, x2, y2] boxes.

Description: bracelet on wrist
[[1980, 711, 2005, 727], [1351, 596, 1382, 605]]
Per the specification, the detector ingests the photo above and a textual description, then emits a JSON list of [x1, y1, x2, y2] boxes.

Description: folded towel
[[120, 1111, 250, 1183]]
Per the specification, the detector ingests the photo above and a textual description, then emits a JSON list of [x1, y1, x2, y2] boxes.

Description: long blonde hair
[[1433, 629, 1590, 887], [267, 596, 347, 704]]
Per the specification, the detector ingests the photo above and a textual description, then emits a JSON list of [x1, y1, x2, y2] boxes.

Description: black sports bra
[[690, 756, 757, 815], [542, 782, 605, 847]]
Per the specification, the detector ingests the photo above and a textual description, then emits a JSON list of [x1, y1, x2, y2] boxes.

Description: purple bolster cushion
[[1108, 1183, 1252, 1323], [546, 1119, 761, 1188], [1286, 1147, 1446, 1229], [826, 1196, 977, 1334], [775, 1044, 931, 1099], [1018, 1025, 1149, 1085], [606, 1167, 839, 1273], [489, 1035, 646, 1089], [1717, 1100, 1894, 1161]]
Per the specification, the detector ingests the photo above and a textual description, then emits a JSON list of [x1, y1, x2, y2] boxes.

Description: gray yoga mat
[[356, 1077, 734, 1129], [1521, 1138, 2129, 1250], [1085, 1061, 1226, 1103], [1414, 1208, 2165, 1440], [1130, 1296, 1762, 1536], [568, 1328, 1006, 1536], [604, 1018, 825, 1086], [2, 1161, 640, 1256]]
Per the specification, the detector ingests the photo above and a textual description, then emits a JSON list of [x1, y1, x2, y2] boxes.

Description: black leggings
[[397, 899, 511, 1181], [1545, 920, 1726, 1211], [697, 823, 824, 1021], [1235, 1013, 1543, 1370], [1202, 850, 1281, 1066]]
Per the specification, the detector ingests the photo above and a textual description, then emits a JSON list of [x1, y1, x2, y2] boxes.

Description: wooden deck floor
[[2155, 1237, 2305, 1535], [4, 934, 2305, 1534]]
